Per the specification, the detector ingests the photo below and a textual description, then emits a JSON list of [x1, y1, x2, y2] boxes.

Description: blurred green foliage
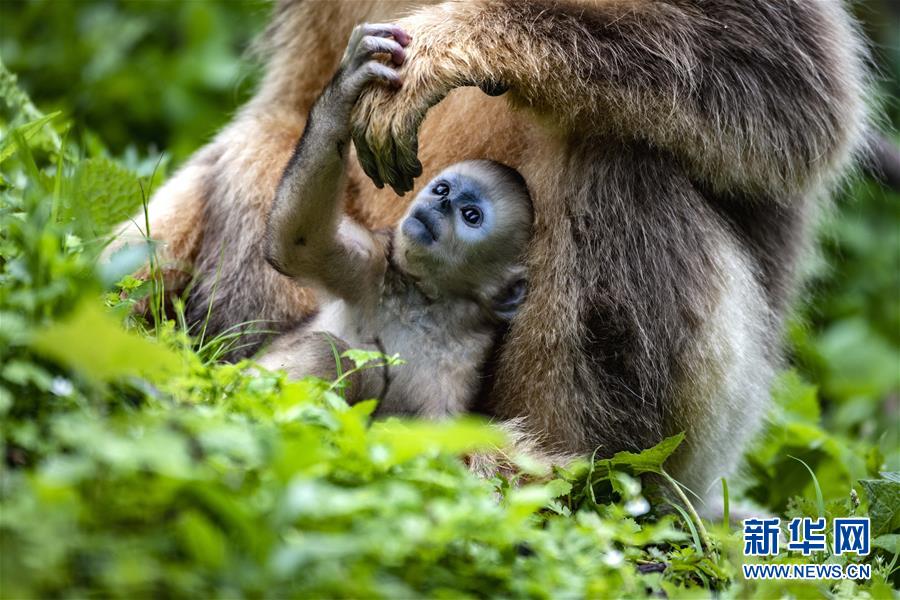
[[0, 0, 268, 162], [1, 1, 898, 597]]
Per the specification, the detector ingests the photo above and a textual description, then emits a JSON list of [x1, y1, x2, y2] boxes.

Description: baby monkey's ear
[[489, 268, 528, 323]]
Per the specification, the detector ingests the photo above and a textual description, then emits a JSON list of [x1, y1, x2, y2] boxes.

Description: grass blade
[[789, 455, 825, 519], [668, 501, 703, 554], [721, 477, 730, 531]]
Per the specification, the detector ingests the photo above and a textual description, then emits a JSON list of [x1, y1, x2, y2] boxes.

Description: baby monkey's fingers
[[360, 36, 406, 66], [344, 23, 410, 68], [343, 62, 402, 101], [362, 62, 402, 90], [359, 23, 411, 47]]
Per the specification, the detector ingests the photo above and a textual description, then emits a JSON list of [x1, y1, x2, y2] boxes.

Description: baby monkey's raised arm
[[264, 24, 411, 304], [261, 25, 534, 416]]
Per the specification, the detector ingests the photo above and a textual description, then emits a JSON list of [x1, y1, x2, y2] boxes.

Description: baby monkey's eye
[[432, 182, 450, 196], [460, 206, 483, 226]]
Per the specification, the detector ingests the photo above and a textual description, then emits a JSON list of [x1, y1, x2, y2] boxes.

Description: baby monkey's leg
[[258, 331, 383, 404]]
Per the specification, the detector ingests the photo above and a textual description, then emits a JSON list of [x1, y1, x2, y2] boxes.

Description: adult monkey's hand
[[350, 5, 509, 196], [350, 0, 853, 199]]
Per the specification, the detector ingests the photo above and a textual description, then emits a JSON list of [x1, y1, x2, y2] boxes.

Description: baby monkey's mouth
[[402, 208, 441, 246]]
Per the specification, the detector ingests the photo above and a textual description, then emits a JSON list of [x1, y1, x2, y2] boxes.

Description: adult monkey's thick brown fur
[[111, 1, 869, 503]]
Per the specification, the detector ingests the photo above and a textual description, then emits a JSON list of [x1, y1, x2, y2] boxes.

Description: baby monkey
[[260, 24, 533, 417]]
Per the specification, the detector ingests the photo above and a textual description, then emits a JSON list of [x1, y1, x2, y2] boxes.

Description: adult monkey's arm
[[351, 0, 869, 197]]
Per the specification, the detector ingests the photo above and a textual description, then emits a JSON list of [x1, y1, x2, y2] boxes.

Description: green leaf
[[860, 478, 900, 536], [370, 417, 505, 465], [507, 483, 563, 520], [70, 156, 146, 233], [341, 348, 385, 369], [609, 432, 685, 474], [30, 301, 181, 383], [872, 533, 899, 554], [0, 111, 61, 164], [545, 478, 573, 499], [589, 433, 686, 482]]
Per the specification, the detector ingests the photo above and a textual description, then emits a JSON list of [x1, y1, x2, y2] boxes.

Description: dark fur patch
[[562, 140, 720, 452]]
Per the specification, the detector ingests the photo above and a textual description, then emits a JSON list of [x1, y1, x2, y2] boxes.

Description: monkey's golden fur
[[110, 0, 869, 506]]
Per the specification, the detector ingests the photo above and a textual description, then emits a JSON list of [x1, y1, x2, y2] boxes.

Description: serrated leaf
[[604, 432, 686, 477], [71, 156, 146, 232], [341, 348, 385, 369], [545, 478, 573, 498], [860, 478, 900, 536]]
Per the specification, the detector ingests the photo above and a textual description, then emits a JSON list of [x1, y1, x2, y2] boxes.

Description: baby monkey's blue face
[[401, 170, 497, 248], [396, 160, 533, 292]]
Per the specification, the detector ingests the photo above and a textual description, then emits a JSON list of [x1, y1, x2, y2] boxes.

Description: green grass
[[1, 18, 899, 599]]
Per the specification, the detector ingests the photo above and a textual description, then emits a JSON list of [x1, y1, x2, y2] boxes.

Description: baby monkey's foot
[[337, 23, 411, 102]]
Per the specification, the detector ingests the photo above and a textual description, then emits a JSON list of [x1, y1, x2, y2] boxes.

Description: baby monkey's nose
[[437, 197, 452, 213]]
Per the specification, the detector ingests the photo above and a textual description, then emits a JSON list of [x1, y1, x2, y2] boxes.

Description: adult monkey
[[111, 1, 869, 503]]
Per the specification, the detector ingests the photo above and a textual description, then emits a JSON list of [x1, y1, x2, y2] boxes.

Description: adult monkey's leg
[[351, 0, 870, 480]]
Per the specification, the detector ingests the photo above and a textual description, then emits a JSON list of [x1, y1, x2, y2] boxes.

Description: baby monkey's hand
[[332, 23, 410, 112]]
